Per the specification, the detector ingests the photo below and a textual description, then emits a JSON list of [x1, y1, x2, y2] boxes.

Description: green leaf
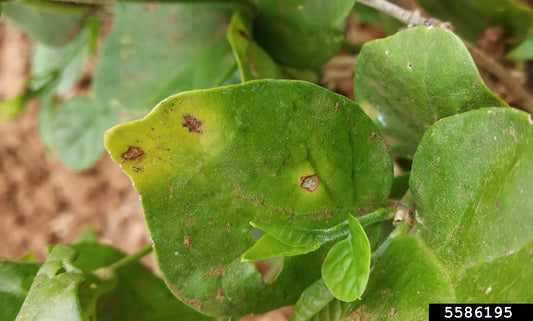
[[227, 11, 284, 81], [242, 234, 320, 261], [70, 242, 212, 321], [243, 208, 393, 261], [510, 34, 533, 60], [346, 108, 533, 319], [227, 11, 318, 83], [354, 26, 508, 158], [0, 94, 31, 122], [251, 0, 354, 69], [322, 215, 370, 302], [94, 2, 239, 119], [105, 79, 392, 317], [347, 234, 455, 320], [411, 108, 533, 269], [417, 0, 532, 48], [289, 279, 349, 321], [15, 244, 115, 321], [388, 172, 410, 200], [1, 27, 89, 123], [0, 258, 41, 321], [74, 225, 99, 244], [30, 28, 89, 95], [53, 97, 118, 171], [2, 1, 88, 46]]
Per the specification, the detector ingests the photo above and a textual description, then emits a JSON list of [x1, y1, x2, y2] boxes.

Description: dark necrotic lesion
[[300, 174, 319, 192], [121, 146, 145, 161], [182, 115, 203, 133]]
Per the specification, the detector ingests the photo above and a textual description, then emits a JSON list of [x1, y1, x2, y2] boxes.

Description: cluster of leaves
[[1, 0, 533, 320]]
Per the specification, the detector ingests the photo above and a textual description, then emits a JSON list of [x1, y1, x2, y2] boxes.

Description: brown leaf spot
[[368, 132, 377, 140], [227, 222, 232, 232], [184, 235, 192, 248], [121, 146, 144, 161], [178, 295, 202, 310], [390, 308, 397, 316], [205, 265, 225, 277], [217, 288, 225, 302], [182, 115, 203, 133], [182, 217, 196, 227], [238, 29, 250, 40], [300, 174, 319, 192]]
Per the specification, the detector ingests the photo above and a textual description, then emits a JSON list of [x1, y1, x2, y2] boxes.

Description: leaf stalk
[[93, 243, 153, 279]]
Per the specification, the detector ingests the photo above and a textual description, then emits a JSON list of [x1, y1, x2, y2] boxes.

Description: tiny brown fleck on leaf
[[227, 222, 232, 232], [178, 295, 202, 310], [121, 146, 144, 161], [182, 217, 196, 227], [205, 265, 225, 277], [390, 308, 397, 316], [182, 115, 203, 133], [300, 174, 319, 192], [217, 288, 225, 302], [184, 235, 192, 248], [368, 132, 377, 140], [238, 29, 250, 40]]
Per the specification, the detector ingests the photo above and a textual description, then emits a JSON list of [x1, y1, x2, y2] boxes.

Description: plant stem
[[94, 244, 153, 279], [316, 208, 395, 243], [358, 207, 395, 227], [370, 221, 410, 266], [355, 0, 533, 114]]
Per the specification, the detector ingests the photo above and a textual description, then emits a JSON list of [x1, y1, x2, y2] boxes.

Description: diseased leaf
[[354, 26, 507, 157], [322, 215, 370, 302], [53, 97, 118, 171], [94, 2, 239, 119], [0, 259, 41, 321], [346, 108, 533, 319], [251, 0, 355, 69], [105, 79, 392, 317], [417, 0, 532, 48]]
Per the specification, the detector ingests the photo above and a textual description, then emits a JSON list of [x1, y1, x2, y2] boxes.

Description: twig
[[355, 0, 533, 114], [356, 0, 450, 29]]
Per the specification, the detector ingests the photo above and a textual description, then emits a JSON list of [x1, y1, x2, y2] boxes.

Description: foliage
[[1, 0, 533, 320]]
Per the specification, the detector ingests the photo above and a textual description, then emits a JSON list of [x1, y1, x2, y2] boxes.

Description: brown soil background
[[1, 4, 531, 319]]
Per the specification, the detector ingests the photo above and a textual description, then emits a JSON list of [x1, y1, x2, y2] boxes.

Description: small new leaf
[[242, 235, 320, 261], [289, 278, 349, 321], [321, 215, 371, 302]]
